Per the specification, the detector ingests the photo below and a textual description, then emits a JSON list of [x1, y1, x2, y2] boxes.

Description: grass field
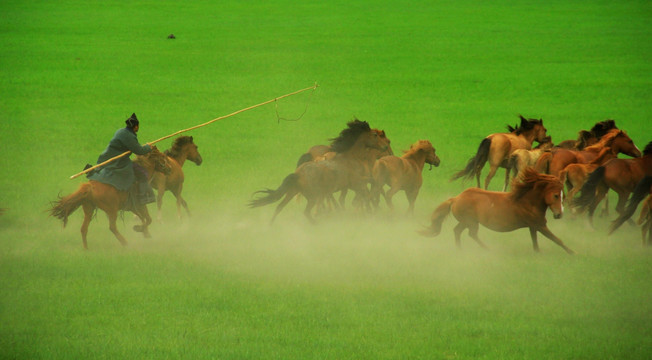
[[1, 0, 651, 359]]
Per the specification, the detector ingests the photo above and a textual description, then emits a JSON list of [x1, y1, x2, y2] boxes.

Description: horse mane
[[165, 136, 194, 158], [402, 140, 432, 157], [589, 119, 618, 138], [329, 119, 371, 153], [510, 168, 561, 201], [575, 130, 593, 150], [507, 115, 543, 135], [583, 129, 623, 151], [644, 141, 652, 156]]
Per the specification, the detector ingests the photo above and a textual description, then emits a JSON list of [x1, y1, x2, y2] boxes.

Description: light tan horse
[[50, 147, 171, 249], [249, 119, 386, 223], [370, 140, 440, 214], [507, 136, 553, 181], [422, 168, 573, 254], [451, 115, 548, 191], [151, 136, 203, 221]]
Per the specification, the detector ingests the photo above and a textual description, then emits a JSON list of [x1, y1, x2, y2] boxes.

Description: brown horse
[[609, 176, 652, 244], [451, 115, 548, 191], [422, 168, 574, 254], [559, 146, 616, 209], [151, 136, 203, 221], [574, 141, 652, 226], [50, 147, 171, 249], [536, 129, 640, 177], [370, 140, 440, 214], [296, 129, 393, 168], [555, 120, 618, 150], [508, 136, 553, 180], [249, 119, 386, 223]]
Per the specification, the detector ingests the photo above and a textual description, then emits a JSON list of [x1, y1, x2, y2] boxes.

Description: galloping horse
[[573, 141, 652, 226], [249, 119, 386, 223], [536, 129, 640, 177], [296, 129, 393, 168], [508, 136, 553, 180], [451, 115, 548, 191], [422, 168, 574, 254], [370, 139, 440, 215], [151, 136, 203, 221], [609, 176, 652, 244], [50, 147, 171, 249], [559, 146, 616, 208]]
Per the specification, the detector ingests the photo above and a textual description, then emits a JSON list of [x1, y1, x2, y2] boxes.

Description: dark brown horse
[[555, 120, 618, 150], [151, 136, 203, 221], [536, 129, 640, 177], [249, 119, 386, 223], [574, 141, 652, 226], [296, 129, 393, 168], [50, 147, 171, 249], [371, 139, 440, 214], [422, 168, 574, 254], [609, 176, 652, 244], [451, 115, 548, 191]]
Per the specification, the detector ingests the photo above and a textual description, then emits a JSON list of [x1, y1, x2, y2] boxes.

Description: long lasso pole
[[70, 83, 319, 179]]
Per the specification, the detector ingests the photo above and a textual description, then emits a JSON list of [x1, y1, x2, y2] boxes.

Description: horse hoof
[[133, 225, 144, 232]]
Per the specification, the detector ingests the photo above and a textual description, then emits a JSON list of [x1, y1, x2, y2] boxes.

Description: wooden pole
[[70, 84, 319, 179]]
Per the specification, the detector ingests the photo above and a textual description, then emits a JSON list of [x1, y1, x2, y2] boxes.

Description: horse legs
[[537, 226, 574, 254], [270, 190, 299, 224], [586, 185, 609, 228], [155, 184, 166, 222], [483, 164, 499, 190], [502, 167, 511, 192], [467, 223, 488, 250], [132, 205, 152, 238], [384, 185, 401, 211], [80, 202, 95, 250], [405, 188, 419, 216], [453, 222, 466, 249], [107, 210, 128, 246], [529, 228, 540, 253]]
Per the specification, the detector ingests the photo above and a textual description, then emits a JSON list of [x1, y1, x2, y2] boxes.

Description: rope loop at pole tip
[[69, 84, 320, 180]]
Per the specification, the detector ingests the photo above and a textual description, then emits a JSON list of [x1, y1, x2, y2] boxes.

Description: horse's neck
[[515, 189, 549, 214], [169, 152, 187, 167], [135, 158, 156, 181], [403, 151, 426, 170], [590, 148, 615, 165], [519, 131, 537, 146]]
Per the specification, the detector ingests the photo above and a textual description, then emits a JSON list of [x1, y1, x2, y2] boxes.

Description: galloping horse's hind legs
[[529, 228, 540, 252], [453, 223, 466, 249], [484, 165, 499, 190], [503, 167, 510, 192], [467, 223, 488, 250], [81, 202, 95, 250]]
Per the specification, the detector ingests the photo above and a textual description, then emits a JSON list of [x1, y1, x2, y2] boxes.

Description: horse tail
[[249, 173, 300, 208], [296, 153, 314, 168], [572, 166, 606, 209], [450, 138, 490, 182], [418, 198, 454, 237], [609, 176, 652, 234], [534, 151, 552, 174], [49, 183, 92, 227]]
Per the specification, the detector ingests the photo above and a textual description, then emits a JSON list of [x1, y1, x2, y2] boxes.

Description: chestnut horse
[[573, 141, 652, 227], [422, 168, 574, 254], [559, 146, 616, 209], [609, 176, 652, 244], [370, 140, 440, 214], [249, 119, 386, 223], [151, 136, 203, 221], [50, 147, 171, 249], [535, 129, 640, 177], [451, 115, 548, 191]]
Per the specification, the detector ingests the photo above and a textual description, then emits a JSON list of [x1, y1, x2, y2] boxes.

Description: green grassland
[[1, 0, 651, 359]]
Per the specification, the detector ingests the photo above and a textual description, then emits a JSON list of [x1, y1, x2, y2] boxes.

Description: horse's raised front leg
[[107, 210, 128, 246], [132, 205, 152, 238], [537, 225, 574, 254]]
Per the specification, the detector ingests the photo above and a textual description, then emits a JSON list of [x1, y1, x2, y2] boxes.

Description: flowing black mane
[[590, 119, 618, 138], [329, 119, 371, 153], [507, 115, 543, 135], [165, 136, 194, 158], [644, 141, 652, 156]]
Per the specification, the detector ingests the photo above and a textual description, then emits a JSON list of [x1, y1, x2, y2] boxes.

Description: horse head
[[185, 136, 203, 165], [419, 140, 440, 168], [543, 180, 564, 219], [513, 168, 563, 219], [516, 115, 547, 143], [372, 129, 393, 156], [611, 131, 641, 158]]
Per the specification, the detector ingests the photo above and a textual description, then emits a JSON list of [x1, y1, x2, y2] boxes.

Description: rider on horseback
[[86, 113, 156, 208]]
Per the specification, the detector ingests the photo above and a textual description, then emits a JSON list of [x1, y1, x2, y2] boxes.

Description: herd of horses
[[50, 117, 650, 253]]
